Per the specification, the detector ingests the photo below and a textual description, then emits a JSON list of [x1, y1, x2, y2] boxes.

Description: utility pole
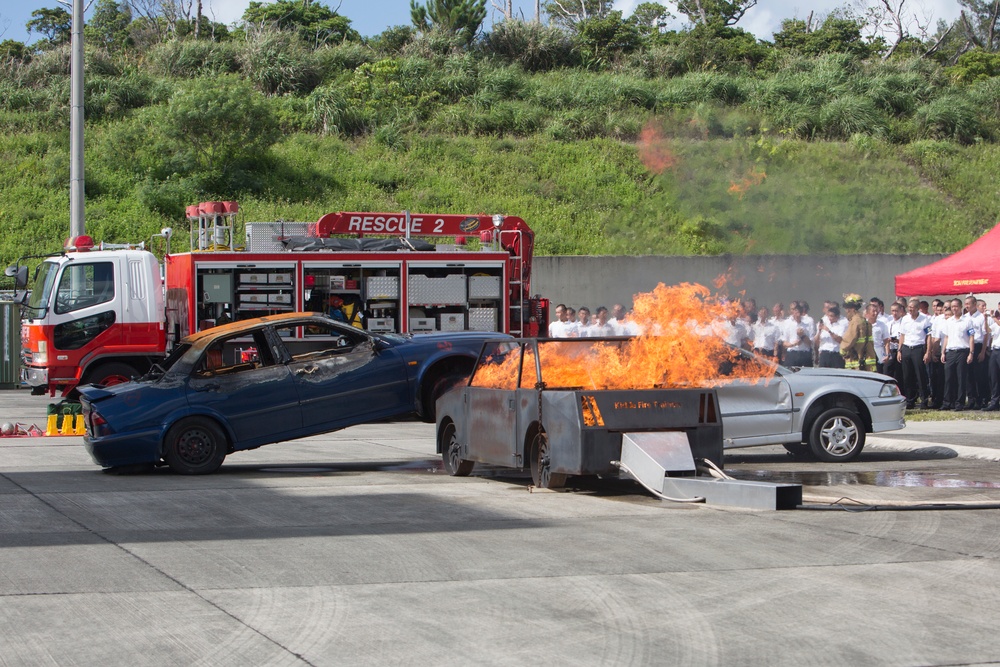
[[69, 0, 85, 237]]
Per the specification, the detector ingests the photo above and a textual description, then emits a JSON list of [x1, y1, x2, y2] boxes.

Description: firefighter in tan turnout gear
[[840, 294, 876, 371]]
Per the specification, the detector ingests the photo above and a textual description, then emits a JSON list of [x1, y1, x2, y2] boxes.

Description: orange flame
[[638, 123, 678, 175], [471, 283, 777, 391]]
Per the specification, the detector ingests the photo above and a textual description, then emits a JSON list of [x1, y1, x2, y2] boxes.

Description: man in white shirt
[[576, 307, 593, 337], [897, 297, 931, 409], [548, 304, 578, 338], [968, 296, 990, 407], [815, 304, 848, 368], [940, 298, 973, 410], [927, 299, 947, 409], [751, 307, 780, 361], [883, 301, 905, 388], [781, 301, 814, 367], [984, 303, 1000, 411], [588, 306, 616, 337], [608, 303, 627, 336]]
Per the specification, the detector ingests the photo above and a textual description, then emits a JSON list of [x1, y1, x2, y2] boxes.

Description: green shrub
[[481, 20, 577, 72], [239, 30, 322, 95], [914, 95, 987, 144], [307, 82, 371, 136], [764, 101, 819, 138], [819, 95, 887, 139], [545, 108, 604, 140], [146, 40, 240, 77], [946, 49, 1000, 83], [313, 42, 375, 77], [84, 73, 154, 120]]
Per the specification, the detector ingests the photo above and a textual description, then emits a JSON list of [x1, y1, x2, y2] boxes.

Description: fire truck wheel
[[84, 362, 137, 388], [529, 429, 566, 489], [440, 421, 473, 476], [808, 407, 866, 462], [163, 417, 228, 475]]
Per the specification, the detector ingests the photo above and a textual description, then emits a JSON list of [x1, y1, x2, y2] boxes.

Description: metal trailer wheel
[[529, 429, 566, 489], [440, 421, 473, 476], [163, 417, 228, 475], [808, 407, 866, 462]]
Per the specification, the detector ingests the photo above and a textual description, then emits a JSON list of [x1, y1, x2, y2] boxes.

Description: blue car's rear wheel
[[163, 417, 227, 475]]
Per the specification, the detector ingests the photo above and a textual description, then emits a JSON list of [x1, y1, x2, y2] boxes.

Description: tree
[[26, 6, 72, 46], [575, 10, 641, 67], [0, 39, 31, 62], [155, 76, 279, 185], [773, 13, 875, 58], [86, 0, 132, 50], [410, 0, 487, 45], [242, 0, 359, 47], [958, 0, 1000, 51], [542, 0, 613, 30], [674, 0, 756, 28], [630, 2, 674, 39], [854, 0, 936, 60]]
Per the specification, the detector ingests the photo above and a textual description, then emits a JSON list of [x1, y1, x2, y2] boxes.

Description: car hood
[[787, 367, 894, 383]]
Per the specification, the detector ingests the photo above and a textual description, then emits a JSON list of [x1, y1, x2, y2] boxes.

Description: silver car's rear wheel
[[808, 408, 865, 462]]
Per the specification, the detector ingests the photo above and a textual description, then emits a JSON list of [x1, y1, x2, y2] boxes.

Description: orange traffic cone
[[45, 414, 59, 436]]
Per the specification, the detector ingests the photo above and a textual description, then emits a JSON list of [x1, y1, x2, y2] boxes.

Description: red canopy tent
[[895, 223, 1000, 297]]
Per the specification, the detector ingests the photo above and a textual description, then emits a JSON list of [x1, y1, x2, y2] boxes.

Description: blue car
[[80, 312, 503, 474]]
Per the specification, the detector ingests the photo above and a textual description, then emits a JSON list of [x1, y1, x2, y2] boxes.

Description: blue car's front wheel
[[163, 417, 228, 475]]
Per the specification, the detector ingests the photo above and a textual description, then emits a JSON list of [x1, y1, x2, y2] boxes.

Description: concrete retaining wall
[[532, 254, 950, 315]]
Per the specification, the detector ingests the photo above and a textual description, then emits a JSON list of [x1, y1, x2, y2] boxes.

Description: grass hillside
[[2, 130, 995, 263], [2, 35, 1000, 266]]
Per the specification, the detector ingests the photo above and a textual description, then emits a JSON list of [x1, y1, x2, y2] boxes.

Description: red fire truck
[[13, 203, 547, 397]]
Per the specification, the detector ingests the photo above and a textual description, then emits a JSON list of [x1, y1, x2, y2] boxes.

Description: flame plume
[[471, 283, 777, 391]]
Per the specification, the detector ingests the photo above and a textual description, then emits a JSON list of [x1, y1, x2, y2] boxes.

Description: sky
[[0, 0, 964, 47]]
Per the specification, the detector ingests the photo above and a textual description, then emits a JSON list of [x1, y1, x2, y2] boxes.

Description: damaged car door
[[186, 328, 303, 448], [274, 321, 409, 431]]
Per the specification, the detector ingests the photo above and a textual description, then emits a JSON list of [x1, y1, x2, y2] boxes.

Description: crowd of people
[[548, 293, 1000, 412], [547, 303, 641, 338]]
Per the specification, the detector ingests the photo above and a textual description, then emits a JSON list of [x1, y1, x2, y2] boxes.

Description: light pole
[[69, 0, 85, 238]]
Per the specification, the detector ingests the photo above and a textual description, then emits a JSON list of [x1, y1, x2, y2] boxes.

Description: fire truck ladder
[[499, 228, 526, 337]]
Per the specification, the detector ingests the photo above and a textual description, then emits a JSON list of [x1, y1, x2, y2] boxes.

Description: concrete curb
[[867, 436, 1000, 462]]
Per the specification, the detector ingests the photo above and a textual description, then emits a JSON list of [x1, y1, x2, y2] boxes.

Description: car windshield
[[25, 260, 59, 319]]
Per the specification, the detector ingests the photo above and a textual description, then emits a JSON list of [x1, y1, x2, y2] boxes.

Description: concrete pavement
[[2, 389, 1000, 665]]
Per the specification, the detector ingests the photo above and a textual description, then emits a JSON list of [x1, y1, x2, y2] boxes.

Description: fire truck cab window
[[55, 262, 115, 315]]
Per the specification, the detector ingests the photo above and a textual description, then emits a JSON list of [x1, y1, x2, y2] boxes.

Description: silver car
[[717, 350, 906, 461]]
